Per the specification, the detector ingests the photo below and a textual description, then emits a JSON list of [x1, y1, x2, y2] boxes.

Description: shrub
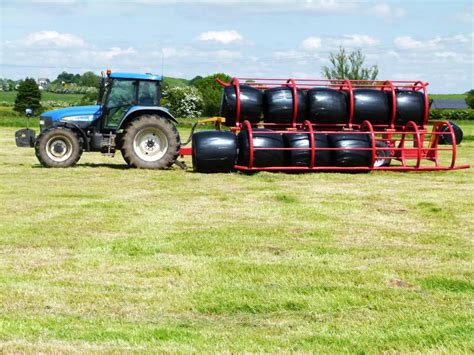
[[80, 88, 99, 105], [192, 73, 231, 116], [14, 78, 42, 115], [465, 90, 474, 109], [429, 109, 474, 121], [164, 86, 203, 118]]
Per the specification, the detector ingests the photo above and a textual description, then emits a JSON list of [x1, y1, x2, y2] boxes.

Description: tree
[[14, 78, 42, 114], [164, 86, 203, 118], [80, 71, 100, 88], [192, 73, 231, 116], [322, 47, 379, 80], [465, 89, 474, 109], [189, 75, 203, 87]]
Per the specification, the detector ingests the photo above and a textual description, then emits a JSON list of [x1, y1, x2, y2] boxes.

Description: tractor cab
[[98, 71, 163, 130]]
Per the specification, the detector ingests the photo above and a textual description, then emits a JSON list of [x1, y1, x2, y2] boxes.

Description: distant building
[[431, 99, 468, 109], [37, 78, 50, 90]]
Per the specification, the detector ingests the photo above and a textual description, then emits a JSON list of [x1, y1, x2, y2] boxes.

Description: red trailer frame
[[181, 77, 469, 172]]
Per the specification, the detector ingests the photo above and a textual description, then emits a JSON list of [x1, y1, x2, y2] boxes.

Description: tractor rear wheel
[[121, 115, 180, 169], [35, 127, 82, 168]]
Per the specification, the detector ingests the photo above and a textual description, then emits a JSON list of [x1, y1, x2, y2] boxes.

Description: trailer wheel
[[121, 115, 180, 169], [192, 131, 237, 173], [35, 127, 82, 168], [439, 121, 463, 145], [328, 133, 373, 167], [374, 141, 391, 167]]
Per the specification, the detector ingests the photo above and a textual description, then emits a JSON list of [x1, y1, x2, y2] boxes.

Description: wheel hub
[[45, 136, 73, 162], [53, 141, 66, 155], [133, 128, 168, 162], [146, 138, 156, 149]]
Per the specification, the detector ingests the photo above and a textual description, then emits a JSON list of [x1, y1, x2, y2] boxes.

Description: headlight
[[39, 116, 53, 130]]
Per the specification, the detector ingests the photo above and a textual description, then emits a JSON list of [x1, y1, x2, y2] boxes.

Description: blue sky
[[0, 0, 473, 93]]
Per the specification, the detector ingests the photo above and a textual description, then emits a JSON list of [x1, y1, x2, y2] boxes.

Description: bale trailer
[[188, 77, 469, 173]]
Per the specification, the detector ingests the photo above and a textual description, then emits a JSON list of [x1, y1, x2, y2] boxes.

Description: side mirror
[[25, 108, 33, 117]]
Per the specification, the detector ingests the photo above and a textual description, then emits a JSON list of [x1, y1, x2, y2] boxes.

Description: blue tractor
[[15, 70, 180, 169]]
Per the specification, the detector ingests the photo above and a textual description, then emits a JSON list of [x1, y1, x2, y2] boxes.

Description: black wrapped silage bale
[[263, 86, 306, 124], [306, 87, 348, 125], [220, 84, 263, 126], [353, 89, 390, 125]]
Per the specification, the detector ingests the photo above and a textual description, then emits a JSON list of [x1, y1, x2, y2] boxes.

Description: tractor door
[[103, 79, 138, 129]]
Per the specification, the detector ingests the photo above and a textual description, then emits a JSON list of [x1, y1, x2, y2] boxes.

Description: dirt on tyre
[[35, 127, 83, 168], [121, 114, 180, 169]]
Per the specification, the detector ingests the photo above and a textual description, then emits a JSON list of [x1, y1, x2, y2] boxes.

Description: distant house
[[430, 99, 468, 109], [37, 78, 50, 90]]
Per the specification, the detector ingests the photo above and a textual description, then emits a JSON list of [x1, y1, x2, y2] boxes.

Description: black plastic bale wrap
[[283, 132, 331, 167], [306, 88, 348, 125], [238, 129, 285, 167], [328, 133, 373, 167], [389, 90, 426, 126], [219, 84, 263, 126], [263, 86, 306, 123], [353, 89, 391, 125], [192, 131, 237, 173]]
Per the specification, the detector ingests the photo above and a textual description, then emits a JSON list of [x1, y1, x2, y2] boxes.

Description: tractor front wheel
[[35, 127, 83, 168], [121, 115, 180, 169]]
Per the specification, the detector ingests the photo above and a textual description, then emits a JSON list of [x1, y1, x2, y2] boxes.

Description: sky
[[0, 0, 473, 93]]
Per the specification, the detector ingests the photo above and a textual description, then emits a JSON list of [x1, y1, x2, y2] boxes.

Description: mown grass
[[0, 122, 473, 352]]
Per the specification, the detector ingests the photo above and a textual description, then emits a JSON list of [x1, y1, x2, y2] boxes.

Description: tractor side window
[[106, 79, 137, 109], [105, 79, 137, 128], [138, 81, 159, 106]]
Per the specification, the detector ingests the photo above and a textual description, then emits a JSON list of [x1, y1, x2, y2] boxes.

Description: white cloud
[[24, 31, 85, 47], [273, 50, 300, 58], [102, 47, 136, 60], [162, 47, 178, 58], [123, 0, 357, 13], [369, 3, 406, 22], [393, 36, 443, 50], [333, 34, 380, 47], [214, 50, 242, 59], [453, 4, 474, 22], [302, 37, 322, 50], [196, 30, 243, 44]]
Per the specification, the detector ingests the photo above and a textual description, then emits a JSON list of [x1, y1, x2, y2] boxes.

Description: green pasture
[[0, 118, 472, 352]]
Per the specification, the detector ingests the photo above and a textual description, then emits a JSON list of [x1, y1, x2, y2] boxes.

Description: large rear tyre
[[121, 115, 180, 169], [35, 127, 82, 168]]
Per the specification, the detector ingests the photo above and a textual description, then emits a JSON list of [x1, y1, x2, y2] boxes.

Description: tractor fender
[[54, 121, 90, 151], [118, 106, 178, 130]]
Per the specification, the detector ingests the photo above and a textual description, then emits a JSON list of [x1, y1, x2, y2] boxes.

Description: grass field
[[0, 122, 473, 352], [429, 94, 467, 100], [0, 91, 83, 104]]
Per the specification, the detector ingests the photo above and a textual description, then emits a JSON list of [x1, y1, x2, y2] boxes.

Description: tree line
[[11, 47, 473, 117]]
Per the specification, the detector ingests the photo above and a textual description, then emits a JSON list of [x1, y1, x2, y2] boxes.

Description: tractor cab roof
[[108, 72, 162, 81]]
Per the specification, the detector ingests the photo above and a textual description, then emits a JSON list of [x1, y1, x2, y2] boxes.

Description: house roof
[[430, 99, 469, 109]]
